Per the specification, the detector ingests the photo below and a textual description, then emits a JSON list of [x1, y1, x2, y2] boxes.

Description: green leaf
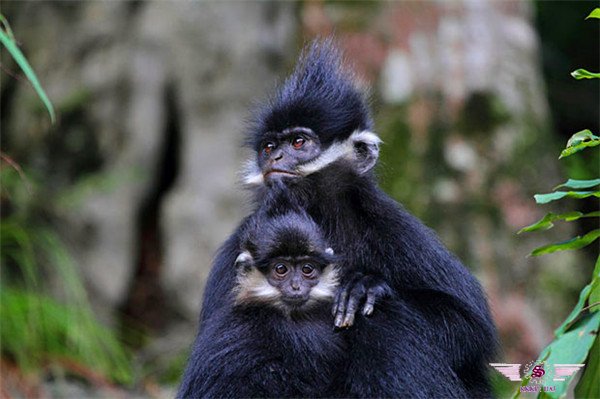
[[0, 14, 15, 41], [0, 25, 55, 123], [589, 256, 600, 310], [585, 8, 600, 19], [531, 229, 600, 256], [571, 68, 600, 80], [559, 130, 600, 158], [554, 284, 592, 336], [518, 211, 600, 234], [554, 178, 600, 190], [574, 337, 599, 398], [534, 191, 600, 204], [533, 312, 600, 399]]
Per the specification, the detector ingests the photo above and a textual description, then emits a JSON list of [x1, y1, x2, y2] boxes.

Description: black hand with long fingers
[[332, 272, 391, 328]]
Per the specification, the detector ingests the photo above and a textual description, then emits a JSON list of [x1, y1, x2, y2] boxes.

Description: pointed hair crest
[[248, 38, 373, 150]]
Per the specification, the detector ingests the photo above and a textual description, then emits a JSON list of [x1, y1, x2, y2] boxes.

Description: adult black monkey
[[181, 202, 347, 398], [179, 40, 497, 398]]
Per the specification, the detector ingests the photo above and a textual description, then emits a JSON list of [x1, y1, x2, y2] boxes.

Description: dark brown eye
[[292, 136, 305, 149], [274, 264, 288, 275], [301, 264, 314, 275], [263, 142, 276, 155]]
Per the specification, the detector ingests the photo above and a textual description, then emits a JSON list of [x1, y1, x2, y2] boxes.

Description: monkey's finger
[[342, 290, 362, 327], [332, 288, 345, 316], [342, 312, 355, 328], [334, 289, 348, 317], [334, 291, 349, 327], [362, 288, 378, 316]]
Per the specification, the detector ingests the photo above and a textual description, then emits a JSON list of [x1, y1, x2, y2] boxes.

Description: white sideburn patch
[[241, 159, 264, 186], [234, 268, 280, 306], [241, 130, 381, 186], [308, 265, 340, 302]]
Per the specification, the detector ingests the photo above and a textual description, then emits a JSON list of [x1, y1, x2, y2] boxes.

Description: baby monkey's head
[[234, 211, 339, 314]]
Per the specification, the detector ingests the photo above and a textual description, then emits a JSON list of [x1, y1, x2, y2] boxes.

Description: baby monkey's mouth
[[282, 296, 309, 307]]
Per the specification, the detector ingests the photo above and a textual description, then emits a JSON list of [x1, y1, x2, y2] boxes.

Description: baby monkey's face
[[234, 248, 339, 314], [266, 257, 322, 307]]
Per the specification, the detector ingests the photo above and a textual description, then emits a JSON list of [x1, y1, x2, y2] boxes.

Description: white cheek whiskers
[[234, 268, 281, 306], [307, 264, 340, 303], [241, 158, 265, 186], [240, 130, 381, 187]]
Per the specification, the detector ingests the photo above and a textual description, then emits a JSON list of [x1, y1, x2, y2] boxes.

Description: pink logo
[[490, 362, 585, 393]]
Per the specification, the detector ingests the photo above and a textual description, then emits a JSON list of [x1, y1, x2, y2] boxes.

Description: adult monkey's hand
[[332, 272, 391, 328]]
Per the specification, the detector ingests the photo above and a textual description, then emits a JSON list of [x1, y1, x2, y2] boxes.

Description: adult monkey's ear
[[351, 131, 382, 175]]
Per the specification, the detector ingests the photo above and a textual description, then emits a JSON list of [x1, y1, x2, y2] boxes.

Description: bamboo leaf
[[531, 229, 600, 256], [0, 26, 55, 123], [554, 179, 600, 190], [571, 68, 600, 80], [585, 8, 600, 19], [534, 191, 600, 204]]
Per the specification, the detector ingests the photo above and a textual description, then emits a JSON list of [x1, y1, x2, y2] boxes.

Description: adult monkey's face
[[257, 127, 322, 183]]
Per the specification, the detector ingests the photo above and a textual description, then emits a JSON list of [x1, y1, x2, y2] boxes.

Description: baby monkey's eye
[[292, 136, 305, 149], [274, 264, 288, 275], [301, 264, 315, 275], [263, 142, 276, 155]]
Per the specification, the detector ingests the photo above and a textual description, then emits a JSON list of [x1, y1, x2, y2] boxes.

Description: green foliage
[[553, 178, 600, 190], [513, 9, 600, 397], [574, 337, 600, 398], [570, 69, 600, 80], [558, 129, 599, 158], [586, 8, 600, 19], [1, 167, 133, 385], [530, 230, 599, 256], [0, 14, 55, 123], [518, 211, 599, 233], [1, 288, 132, 384], [534, 190, 600, 204]]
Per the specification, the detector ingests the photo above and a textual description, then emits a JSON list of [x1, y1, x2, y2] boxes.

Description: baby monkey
[[234, 211, 339, 316], [176, 208, 348, 397]]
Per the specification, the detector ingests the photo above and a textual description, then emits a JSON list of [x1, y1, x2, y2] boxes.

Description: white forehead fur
[[241, 130, 381, 186]]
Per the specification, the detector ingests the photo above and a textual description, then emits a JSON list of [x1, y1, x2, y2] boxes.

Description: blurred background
[[1, 1, 598, 397]]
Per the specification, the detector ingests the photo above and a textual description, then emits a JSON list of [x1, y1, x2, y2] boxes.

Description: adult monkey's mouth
[[263, 169, 299, 179]]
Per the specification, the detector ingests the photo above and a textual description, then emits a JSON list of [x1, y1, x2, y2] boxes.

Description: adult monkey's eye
[[301, 264, 314, 275], [274, 264, 288, 275], [263, 142, 276, 155], [292, 136, 305, 149]]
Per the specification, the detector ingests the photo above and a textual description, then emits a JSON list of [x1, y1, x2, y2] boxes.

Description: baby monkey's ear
[[235, 250, 254, 271]]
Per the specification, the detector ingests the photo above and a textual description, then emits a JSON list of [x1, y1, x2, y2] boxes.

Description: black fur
[[179, 40, 497, 398]]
